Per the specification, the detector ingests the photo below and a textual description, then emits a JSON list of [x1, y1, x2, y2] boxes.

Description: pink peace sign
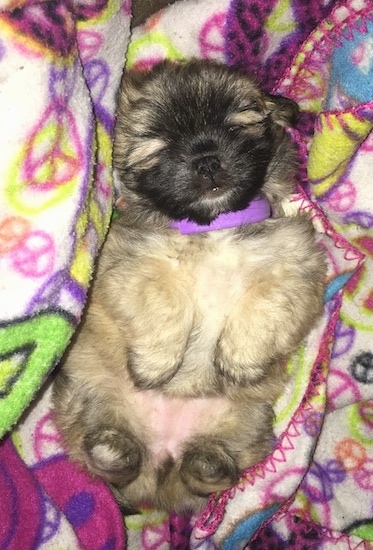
[[325, 179, 356, 213], [199, 12, 227, 59], [353, 458, 373, 490], [77, 30, 104, 62], [327, 367, 362, 411], [11, 230, 55, 278], [33, 412, 62, 462], [142, 521, 170, 549]]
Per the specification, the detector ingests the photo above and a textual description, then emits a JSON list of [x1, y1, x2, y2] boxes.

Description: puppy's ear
[[116, 60, 178, 108], [116, 70, 147, 111], [264, 94, 299, 127]]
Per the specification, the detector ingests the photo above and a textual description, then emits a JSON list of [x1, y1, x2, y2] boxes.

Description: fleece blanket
[[1, 0, 373, 548]]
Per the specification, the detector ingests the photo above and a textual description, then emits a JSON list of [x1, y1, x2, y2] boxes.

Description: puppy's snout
[[192, 155, 228, 194], [194, 155, 221, 177]]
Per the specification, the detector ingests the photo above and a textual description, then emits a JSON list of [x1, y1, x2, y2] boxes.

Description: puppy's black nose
[[194, 155, 221, 177]]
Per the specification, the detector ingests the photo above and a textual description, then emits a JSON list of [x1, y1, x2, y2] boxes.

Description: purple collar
[[169, 197, 271, 234]]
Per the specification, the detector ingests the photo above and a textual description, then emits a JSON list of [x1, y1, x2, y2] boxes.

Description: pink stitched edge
[[194, 290, 343, 538], [246, 299, 351, 549], [274, 0, 373, 115], [194, 13, 369, 533], [194, 126, 364, 537], [251, 490, 371, 550], [194, 229, 363, 536], [288, 125, 365, 269], [296, 190, 365, 268]]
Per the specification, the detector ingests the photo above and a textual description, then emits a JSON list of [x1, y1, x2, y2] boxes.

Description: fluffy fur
[[53, 60, 326, 514]]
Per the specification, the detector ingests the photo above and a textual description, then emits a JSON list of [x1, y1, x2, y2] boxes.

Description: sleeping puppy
[[53, 60, 326, 514]]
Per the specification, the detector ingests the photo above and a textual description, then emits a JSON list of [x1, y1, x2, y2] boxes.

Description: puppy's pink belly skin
[[133, 391, 228, 464]]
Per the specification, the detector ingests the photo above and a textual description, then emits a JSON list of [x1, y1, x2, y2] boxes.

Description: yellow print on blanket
[[126, 31, 184, 70], [5, 82, 86, 215], [308, 111, 373, 199], [77, 0, 122, 28], [265, 0, 296, 34], [69, 123, 113, 287]]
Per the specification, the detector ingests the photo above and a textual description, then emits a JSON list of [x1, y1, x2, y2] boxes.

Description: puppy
[[53, 60, 326, 514]]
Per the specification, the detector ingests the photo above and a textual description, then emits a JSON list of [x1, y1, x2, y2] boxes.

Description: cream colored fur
[[53, 60, 326, 513]]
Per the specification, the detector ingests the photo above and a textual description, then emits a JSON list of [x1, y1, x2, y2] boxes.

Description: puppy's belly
[[131, 389, 229, 465]]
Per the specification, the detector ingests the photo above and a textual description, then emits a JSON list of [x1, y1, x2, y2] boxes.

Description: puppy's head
[[114, 60, 299, 225]]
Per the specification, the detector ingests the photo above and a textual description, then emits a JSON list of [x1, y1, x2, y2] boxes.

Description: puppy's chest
[[166, 233, 266, 344], [191, 240, 248, 320]]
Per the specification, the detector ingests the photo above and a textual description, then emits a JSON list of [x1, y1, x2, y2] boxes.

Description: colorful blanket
[[1, 0, 373, 548]]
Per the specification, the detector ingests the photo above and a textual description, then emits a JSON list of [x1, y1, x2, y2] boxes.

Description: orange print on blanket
[[0, 216, 31, 255], [334, 438, 367, 472], [144, 10, 163, 31], [0, 217, 55, 278]]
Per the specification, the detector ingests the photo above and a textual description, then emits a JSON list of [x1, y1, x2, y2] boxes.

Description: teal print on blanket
[[327, 19, 373, 107], [221, 504, 280, 548], [324, 272, 356, 303]]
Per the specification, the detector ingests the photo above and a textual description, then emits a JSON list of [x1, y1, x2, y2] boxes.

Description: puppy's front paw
[[214, 336, 270, 385], [84, 428, 143, 487], [214, 281, 286, 385], [214, 358, 266, 385], [125, 272, 194, 389], [127, 348, 182, 389]]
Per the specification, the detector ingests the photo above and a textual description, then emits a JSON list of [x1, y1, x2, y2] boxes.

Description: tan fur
[[53, 61, 326, 514]]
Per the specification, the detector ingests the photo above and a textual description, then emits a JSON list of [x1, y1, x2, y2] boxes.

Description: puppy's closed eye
[[227, 96, 299, 130], [226, 102, 266, 129], [126, 137, 167, 168]]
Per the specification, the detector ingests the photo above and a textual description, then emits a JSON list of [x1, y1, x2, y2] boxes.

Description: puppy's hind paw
[[84, 428, 143, 487], [180, 440, 238, 496]]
